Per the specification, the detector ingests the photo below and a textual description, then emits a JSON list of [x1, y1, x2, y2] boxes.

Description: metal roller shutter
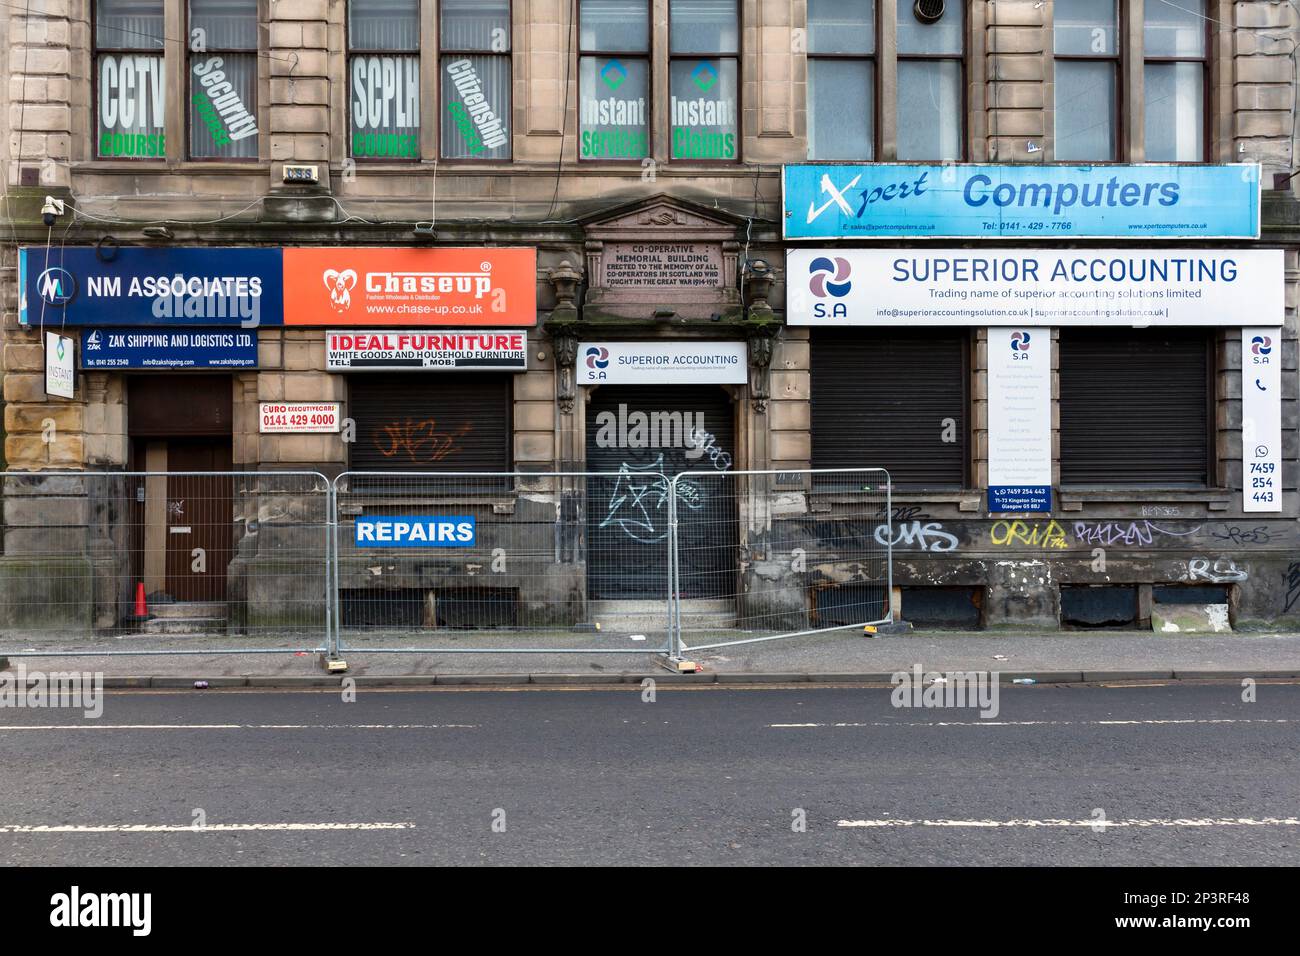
[[1060, 328, 1211, 486], [348, 373, 512, 471], [810, 329, 968, 487]]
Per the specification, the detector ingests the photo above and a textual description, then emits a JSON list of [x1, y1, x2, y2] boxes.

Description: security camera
[[41, 196, 65, 227]]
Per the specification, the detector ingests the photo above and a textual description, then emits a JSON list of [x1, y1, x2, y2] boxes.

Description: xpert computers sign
[[783, 164, 1261, 239], [354, 516, 476, 548]]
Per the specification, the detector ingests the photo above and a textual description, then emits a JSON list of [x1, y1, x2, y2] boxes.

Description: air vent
[[914, 0, 946, 24]]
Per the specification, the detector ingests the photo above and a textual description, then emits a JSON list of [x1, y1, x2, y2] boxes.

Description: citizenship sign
[[354, 516, 476, 547], [579, 341, 747, 384], [784, 164, 1261, 240], [787, 249, 1284, 327], [327, 330, 527, 371], [81, 328, 257, 369]]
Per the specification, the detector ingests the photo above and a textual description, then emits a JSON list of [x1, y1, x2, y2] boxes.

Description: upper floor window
[[807, 0, 875, 160], [188, 0, 260, 159], [896, 0, 963, 160], [1053, 0, 1119, 161], [669, 0, 739, 161], [348, 0, 421, 160], [439, 0, 511, 160], [95, 0, 166, 159], [579, 0, 651, 161], [1144, 0, 1206, 162]]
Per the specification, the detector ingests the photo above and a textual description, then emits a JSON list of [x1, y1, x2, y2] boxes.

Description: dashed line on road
[[838, 817, 1300, 828], [0, 822, 415, 833], [0, 723, 477, 731], [771, 718, 1296, 728]]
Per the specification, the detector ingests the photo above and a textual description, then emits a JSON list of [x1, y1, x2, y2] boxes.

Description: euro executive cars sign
[[783, 164, 1261, 240]]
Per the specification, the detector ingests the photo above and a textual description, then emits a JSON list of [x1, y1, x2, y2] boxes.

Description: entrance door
[[163, 440, 234, 602], [585, 385, 736, 599]]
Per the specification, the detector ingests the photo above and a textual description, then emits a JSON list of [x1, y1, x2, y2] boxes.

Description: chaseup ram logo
[[444, 59, 508, 156]]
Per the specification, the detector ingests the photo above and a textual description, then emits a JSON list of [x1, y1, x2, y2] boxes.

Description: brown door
[[163, 440, 233, 602]]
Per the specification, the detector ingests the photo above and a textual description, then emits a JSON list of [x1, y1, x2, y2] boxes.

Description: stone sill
[[72, 161, 271, 175], [811, 489, 982, 512], [1058, 489, 1234, 512]]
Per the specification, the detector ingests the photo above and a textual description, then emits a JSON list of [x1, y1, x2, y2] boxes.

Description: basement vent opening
[[1060, 585, 1138, 629], [900, 586, 983, 628], [342, 587, 518, 629]]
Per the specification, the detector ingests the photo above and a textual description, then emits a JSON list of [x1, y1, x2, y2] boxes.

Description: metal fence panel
[[669, 468, 892, 652], [0, 470, 331, 657], [332, 471, 673, 655]]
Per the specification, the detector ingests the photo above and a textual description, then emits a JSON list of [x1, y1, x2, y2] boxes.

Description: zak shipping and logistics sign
[[80, 329, 257, 369], [1242, 328, 1282, 513], [355, 516, 476, 547], [783, 164, 1260, 239], [987, 329, 1052, 513], [580, 341, 747, 384], [787, 249, 1284, 327], [327, 330, 527, 371]]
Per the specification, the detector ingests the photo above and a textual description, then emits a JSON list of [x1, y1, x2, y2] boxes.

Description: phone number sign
[[259, 402, 341, 434]]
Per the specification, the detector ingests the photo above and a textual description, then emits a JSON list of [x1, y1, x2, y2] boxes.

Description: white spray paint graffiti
[[875, 521, 959, 553], [1185, 557, 1248, 584], [599, 455, 703, 542]]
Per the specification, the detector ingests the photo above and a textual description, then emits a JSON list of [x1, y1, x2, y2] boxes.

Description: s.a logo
[[585, 346, 609, 380], [808, 256, 852, 320], [1010, 331, 1031, 350], [1251, 334, 1272, 365], [323, 268, 358, 313]]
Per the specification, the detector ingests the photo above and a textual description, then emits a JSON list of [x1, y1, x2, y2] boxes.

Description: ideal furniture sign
[[326, 330, 528, 371], [783, 164, 1261, 240]]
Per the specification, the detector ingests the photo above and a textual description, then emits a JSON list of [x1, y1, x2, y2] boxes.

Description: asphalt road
[[1, 681, 1297, 865]]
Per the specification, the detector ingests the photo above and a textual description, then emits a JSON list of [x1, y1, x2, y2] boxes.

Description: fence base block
[[658, 655, 700, 674], [320, 654, 349, 674]]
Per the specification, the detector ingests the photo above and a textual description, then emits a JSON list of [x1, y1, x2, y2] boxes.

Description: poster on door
[[988, 328, 1051, 513], [1242, 327, 1281, 513]]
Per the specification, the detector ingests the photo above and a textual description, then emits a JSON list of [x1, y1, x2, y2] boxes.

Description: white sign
[[579, 341, 747, 385], [327, 330, 527, 371], [787, 249, 1285, 327], [1242, 327, 1282, 513], [987, 328, 1052, 512], [45, 332, 75, 399], [259, 402, 341, 434]]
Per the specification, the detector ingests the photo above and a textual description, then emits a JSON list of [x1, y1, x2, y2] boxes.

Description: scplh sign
[[783, 164, 1261, 240], [327, 330, 527, 370], [1242, 327, 1281, 513], [579, 341, 747, 384], [19, 247, 283, 327], [354, 516, 476, 547], [787, 249, 1284, 327], [80, 329, 257, 369]]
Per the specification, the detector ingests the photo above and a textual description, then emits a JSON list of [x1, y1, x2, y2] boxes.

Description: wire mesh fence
[[0, 470, 330, 657]]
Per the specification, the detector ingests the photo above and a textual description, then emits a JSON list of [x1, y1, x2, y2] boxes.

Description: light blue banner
[[783, 164, 1260, 240]]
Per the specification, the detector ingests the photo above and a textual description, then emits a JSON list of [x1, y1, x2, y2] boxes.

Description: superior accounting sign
[[784, 164, 1260, 239], [580, 342, 747, 384], [327, 330, 527, 371], [787, 249, 1284, 327]]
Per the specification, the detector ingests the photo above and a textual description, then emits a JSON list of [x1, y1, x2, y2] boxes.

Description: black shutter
[[1060, 328, 1210, 486], [348, 373, 511, 471], [810, 329, 968, 487]]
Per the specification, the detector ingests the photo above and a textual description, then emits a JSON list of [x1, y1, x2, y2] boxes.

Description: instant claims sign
[[327, 330, 527, 371]]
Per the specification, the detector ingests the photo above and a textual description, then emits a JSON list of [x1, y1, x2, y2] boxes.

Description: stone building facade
[[2, 0, 1300, 634]]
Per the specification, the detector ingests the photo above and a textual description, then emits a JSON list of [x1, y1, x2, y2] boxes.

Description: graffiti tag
[[1210, 525, 1273, 546], [991, 520, 1068, 549], [1073, 521, 1201, 547], [1185, 557, 1248, 584], [875, 521, 959, 553], [375, 418, 472, 464], [599, 455, 703, 543]]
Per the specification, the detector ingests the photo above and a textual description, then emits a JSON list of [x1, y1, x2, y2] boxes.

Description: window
[[188, 0, 260, 159], [348, 0, 421, 160], [896, 0, 963, 160], [579, 0, 651, 161], [1144, 0, 1206, 161], [806, 0, 875, 160], [1059, 329, 1211, 487], [440, 0, 511, 160], [95, 0, 166, 159], [669, 0, 739, 161], [1053, 0, 1118, 161]]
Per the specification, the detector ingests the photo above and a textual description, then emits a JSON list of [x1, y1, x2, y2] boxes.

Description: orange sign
[[282, 247, 536, 326]]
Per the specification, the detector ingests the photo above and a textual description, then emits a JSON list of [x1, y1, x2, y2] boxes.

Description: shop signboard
[[579, 341, 747, 384], [987, 328, 1052, 513], [326, 330, 528, 371], [1242, 327, 1282, 513], [80, 328, 257, 369]]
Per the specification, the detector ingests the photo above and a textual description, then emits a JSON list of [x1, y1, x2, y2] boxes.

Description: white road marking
[[0, 822, 414, 833], [771, 718, 1295, 728], [0, 723, 477, 731], [838, 817, 1300, 829]]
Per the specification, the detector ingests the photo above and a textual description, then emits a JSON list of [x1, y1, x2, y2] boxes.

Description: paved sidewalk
[[4, 630, 1300, 685]]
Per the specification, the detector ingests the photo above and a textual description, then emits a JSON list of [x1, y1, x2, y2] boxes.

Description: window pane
[[96, 0, 164, 49], [351, 54, 420, 158], [97, 53, 166, 156], [670, 58, 738, 159], [1054, 59, 1115, 160], [1144, 0, 1205, 57], [441, 55, 510, 158], [808, 58, 872, 159], [440, 0, 510, 51], [579, 56, 650, 159], [189, 0, 257, 50], [1145, 62, 1203, 161], [808, 0, 873, 55], [897, 59, 961, 160], [1053, 0, 1117, 55], [896, 0, 963, 55], [670, 0, 738, 54], [349, 0, 419, 51], [580, 0, 650, 52], [190, 52, 259, 158]]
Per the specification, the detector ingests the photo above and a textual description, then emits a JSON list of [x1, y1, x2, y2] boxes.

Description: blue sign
[[80, 328, 258, 370], [354, 516, 476, 548], [19, 247, 284, 327], [988, 487, 1052, 514], [783, 164, 1260, 240]]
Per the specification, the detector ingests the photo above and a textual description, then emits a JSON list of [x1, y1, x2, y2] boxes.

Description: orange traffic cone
[[133, 582, 148, 618]]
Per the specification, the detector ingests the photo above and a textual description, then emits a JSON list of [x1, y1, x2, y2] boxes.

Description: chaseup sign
[[787, 249, 1285, 327], [784, 164, 1261, 239]]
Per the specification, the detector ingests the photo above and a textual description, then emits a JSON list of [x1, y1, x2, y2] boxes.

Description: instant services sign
[[784, 164, 1261, 240], [787, 249, 1284, 327], [579, 341, 747, 385], [80, 329, 257, 369], [45, 333, 75, 399], [327, 330, 527, 371], [284, 248, 537, 327]]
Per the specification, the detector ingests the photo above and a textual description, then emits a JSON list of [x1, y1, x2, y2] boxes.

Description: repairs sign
[[354, 516, 476, 547], [327, 330, 527, 370]]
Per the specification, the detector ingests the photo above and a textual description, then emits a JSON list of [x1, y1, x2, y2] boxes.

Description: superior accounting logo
[[37, 267, 77, 307]]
